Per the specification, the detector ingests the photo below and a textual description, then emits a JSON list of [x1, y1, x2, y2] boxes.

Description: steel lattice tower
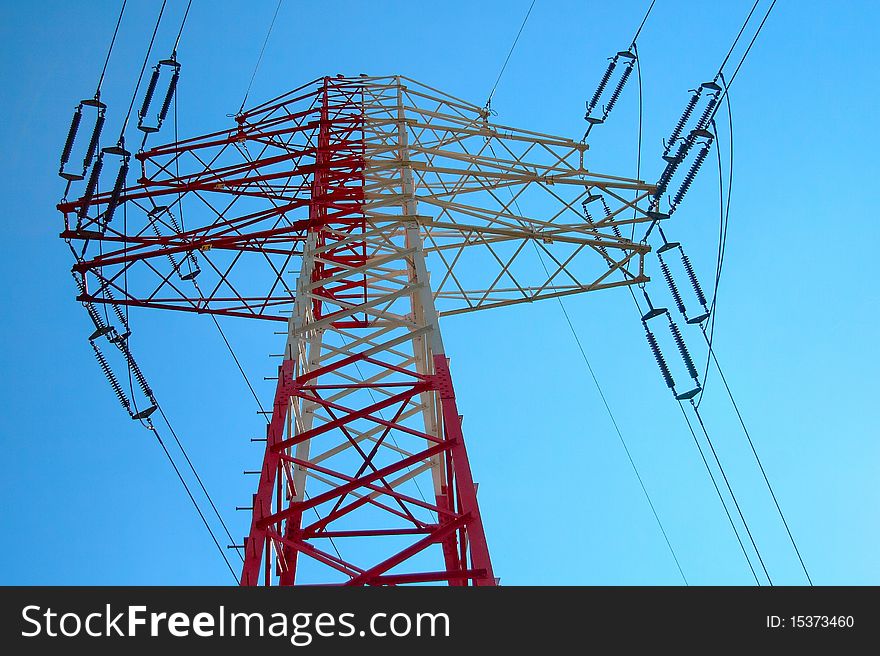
[[59, 75, 657, 585]]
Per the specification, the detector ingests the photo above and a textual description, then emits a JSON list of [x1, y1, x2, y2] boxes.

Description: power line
[[95, 0, 128, 96], [630, 0, 657, 47], [631, 41, 643, 238], [725, 0, 777, 89], [485, 0, 537, 109], [707, 0, 777, 127], [703, 344, 814, 585], [172, 0, 194, 55], [694, 99, 812, 581], [629, 290, 762, 583], [716, 0, 760, 76], [690, 402, 773, 584], [540, 256, 689, 584], [149, 425, 240, 582], [238, 0, 284, 114], [675, 401, 760, 584], [155, 404, 242, 562]]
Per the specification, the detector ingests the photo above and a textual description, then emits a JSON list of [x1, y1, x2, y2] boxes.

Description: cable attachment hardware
[[639, 290, 702, 399], [583, 50, 636, 138], [581, 192, 602, 222], [600, 57, 635, 122], [654, 231, 710, 325], [642, 320, 675, 392], [654, 81, 722, 207], [585, 56, 618, 123], [138, 58, 181, 135], [59, 97, 107, 182]]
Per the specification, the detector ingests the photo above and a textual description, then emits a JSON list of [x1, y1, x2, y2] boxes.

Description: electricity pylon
[[58, 75, 656, 585]]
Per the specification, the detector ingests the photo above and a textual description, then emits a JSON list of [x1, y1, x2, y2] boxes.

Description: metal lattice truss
[[59, 74, 655, 321], [58, 75, 656, 585]]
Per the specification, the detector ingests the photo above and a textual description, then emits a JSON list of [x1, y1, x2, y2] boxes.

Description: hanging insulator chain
[[138, 66, 161, 125], [90, 340, 132, 416], [586, 57, 618, 119], [599, 196, 624, 240], [157, 66, 180, 126], [671, 142, 711, 210], [667, 314, 699, 381], [663, 90, 702, 159], [116, 338, 154, 401], [695, 93, 719, 132], [77, 152, 104, 222], [59, 99, 107, 182], [643, 322, 676, 391], [60, 105, 83, 173], [82, 111, 106, 174], [138, 59, 181, 134], [146, 206, 201, 279], [658, 252, 687, 317], [101, 284, 131, 337], [680, 251, 708, 309], [103, 157, 130, 229], [582, 203, 594, 223], [602, 60, 634, 120], [151, 215, 182, 273], [653, 151, 684, 202]]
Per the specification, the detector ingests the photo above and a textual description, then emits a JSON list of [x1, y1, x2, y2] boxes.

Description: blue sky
[[1, 0, 878, 585]]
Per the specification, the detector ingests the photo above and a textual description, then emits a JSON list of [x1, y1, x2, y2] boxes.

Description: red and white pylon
[[58, 75, 656, 585]]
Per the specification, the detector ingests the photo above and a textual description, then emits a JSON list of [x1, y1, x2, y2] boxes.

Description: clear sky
[[1, 0, 877, 585]]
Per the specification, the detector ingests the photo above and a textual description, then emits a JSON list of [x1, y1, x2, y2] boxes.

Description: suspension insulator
[[599, 197, 623, 240], [680, 251, 708, 308], [78, 152, 104, 220], [103, 158, 129, 227], [671, 142, 711, 208], [162, 206, 202, 279], [664, 90, 701, 159], [586, 58, 618, 119], [668, 316, 699, 381], [74, 273, 113, 339], [695, 94, 719, 132], [101, 285, 131, 336], [654, 149, 685, 201], [643, 322, 675, 391], [582, 203, 594, 222], [157, 68, 180, 126], [658, 252, 687, 317], [116, 339, 154, 400], [147, 206, 182, 274], [603, 62, 633, 118], [60, 105, 83, 171], [138, 66, 161, 124], [90, 340, 132, 415], [82, 112, 106, 172]]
